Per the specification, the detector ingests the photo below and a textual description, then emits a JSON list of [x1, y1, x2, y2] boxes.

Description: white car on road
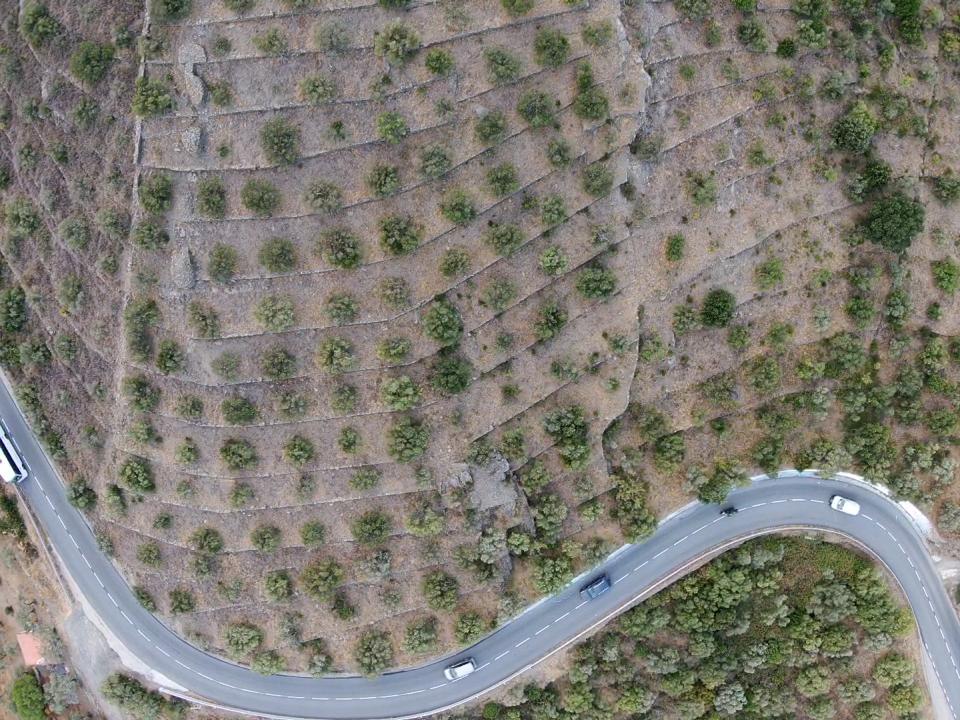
[[444, 659, 477, 681], [830, 495, 861, 516]]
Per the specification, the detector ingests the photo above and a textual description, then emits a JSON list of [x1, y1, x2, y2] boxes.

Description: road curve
[[1, 379, 959, 720]]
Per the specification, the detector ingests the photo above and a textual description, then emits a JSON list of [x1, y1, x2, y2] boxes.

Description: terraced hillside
[[607, 0, 960, 550], [99, 0, 649, 673], [3, 0, 960, 682]]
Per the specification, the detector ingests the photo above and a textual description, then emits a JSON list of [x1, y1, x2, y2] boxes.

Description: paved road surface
[[1, 380, 958, 720]]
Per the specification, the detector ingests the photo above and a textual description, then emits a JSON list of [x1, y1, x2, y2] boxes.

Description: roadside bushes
[[355, 631, 394, 675], [101, 674, 182, 720], [11, 673, 45, 720]]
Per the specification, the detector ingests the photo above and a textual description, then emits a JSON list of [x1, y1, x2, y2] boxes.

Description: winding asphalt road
[[2, 378, 959, 720]]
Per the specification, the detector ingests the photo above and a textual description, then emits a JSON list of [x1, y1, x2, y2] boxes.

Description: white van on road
[[443, 659, 477, 681], [830, 495, 861, 516], [0, 420, 26, 483]]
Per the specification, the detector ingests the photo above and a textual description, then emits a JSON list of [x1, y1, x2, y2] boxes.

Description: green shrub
[[326, 293, 358, 324], [405, 617, 438, 653], [387, 416, 429, 462], [208, 243, 238, 282], [123, 374, 161, 412], [423, 570, 459, 611], [58, 217, 91, 250], [573, 63, 610, 121], [546, 138, 572, 167], [367, 165, 401, 198], [501, 0, 534, 14], [932, 258, 960, 294], [156, 339, 184, 373], [541, 195, 567, 227], [252, 27, 288, 55], [352, 509, 392, 544], [4, 198, 39, 238], [119, 456, 154, 492], [338, 426, 361, 453], [534, 28, 570, 68], [67, 478, 97, 509], [255, 295, 296, 331], [196, 177, 226, 218], [425, 48, 454, 75], [241, 179, 281, 216], [862, 194, 924, 253], [582, 163, 614, 197], [251, 524, 281, 552], [484, 223, 524, 256], [225, 622, 263, 656], [301, 522, 327, 548], [755, 258, 784, 290], [440, 189, 477, 225], [69, 41, 115, 84], [420, 145, 452, 179], [261, 345, 296, 379], [476, 111, 508, 144], [304, 180, 342, 214], [132, 220, 168, 250], [430, 354, 473, 395], [220, 438, 258, 469], [11, 673, 45, 720], [832, 102, 879, 154], [381, 376, 421, 410], [212, 352, 241, 378], [486, 163, 519, 197], [535, 301, 567, 341], [440, 247, 471, 278], [132, 77, 175, 117], [380, 215, 421, 255], [21, 4, 61, 47], [222, 395, 258, 424], [152, 0, 191, 20], [317, 337, 355, 374], [140, 173, 173, 214], [582, 20, 614, 47], [259, 237, 297, 273], [261, 118, 300, 165], [543, 405, 590, 468], [374, 22, 420, 64], [377, 111, 409, 144], [701, 288, 736, 327], [665, 233, 685, 262], [934, 171, 960, 204], [355, 631, 394, 676], [517, 91, 557, 129], [484, 47, 522, 84], [576, 266, 617, 299], [281, 435, 313, 467], [737, 18, 768, 52], [422, 300, 463, 346], [300, 74, 337, 104], [319, 228, 362, 269]]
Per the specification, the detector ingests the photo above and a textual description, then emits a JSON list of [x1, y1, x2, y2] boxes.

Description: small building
[[16, 632, 47, 667]]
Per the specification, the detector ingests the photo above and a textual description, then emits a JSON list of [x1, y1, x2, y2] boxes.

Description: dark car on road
[[580, 574, 611, 600]]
